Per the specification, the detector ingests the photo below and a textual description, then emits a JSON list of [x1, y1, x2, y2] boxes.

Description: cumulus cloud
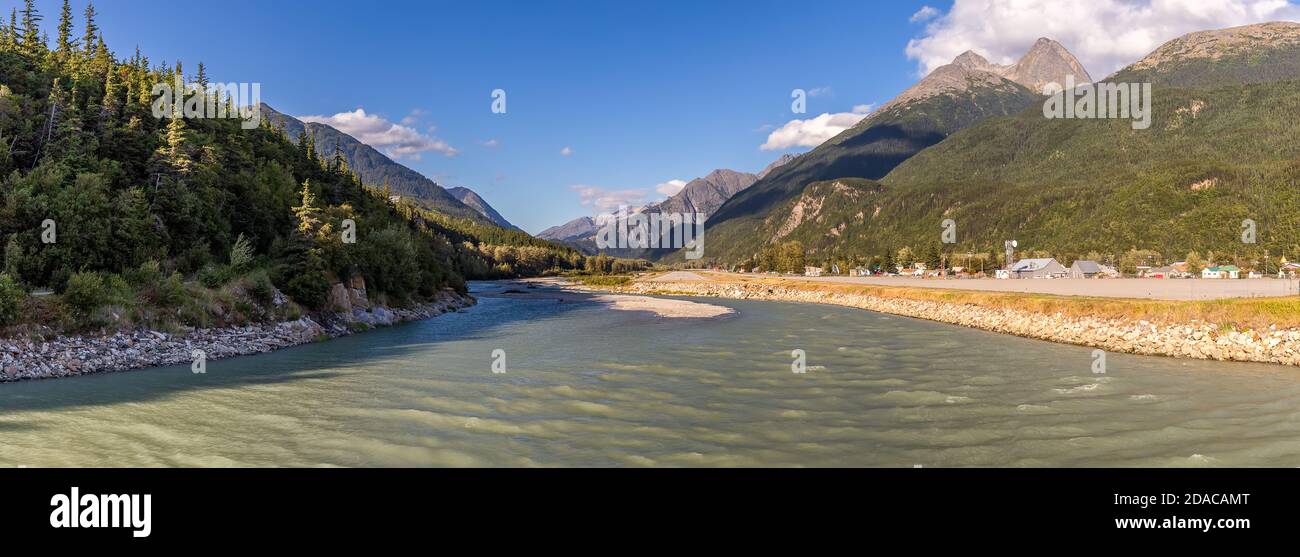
[[906, 0, 1300, 78], [299, 108, 458, 160], [480, 139, 500, 148], [852, 103, 877, 114], [808, 86, 833, 97], [571, 185, 649, 214], [760, 112, 867, 151], [560, 146, 574, 157], [910, 5, 940, 23], [400, 108, 427, 126], [655, 179, 688, 197]]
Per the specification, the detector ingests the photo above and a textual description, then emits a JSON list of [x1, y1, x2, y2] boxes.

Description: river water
[[2, 282, 1299, 467]]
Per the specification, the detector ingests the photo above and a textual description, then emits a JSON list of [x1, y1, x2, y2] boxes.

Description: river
[[2, 282, 1299, 467]]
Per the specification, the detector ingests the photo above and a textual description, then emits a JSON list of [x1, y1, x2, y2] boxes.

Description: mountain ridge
[[259, 104, 493, 226]]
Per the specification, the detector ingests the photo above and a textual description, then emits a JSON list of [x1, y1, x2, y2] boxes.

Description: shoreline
[[0, 288, 475, 383], [575, 276, 1300, 367]]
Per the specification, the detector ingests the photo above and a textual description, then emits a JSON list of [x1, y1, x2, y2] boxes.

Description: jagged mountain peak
[[1003, 37, 1093, 93], [952, 50, 996, 71], [878, 39, 1091, 113]]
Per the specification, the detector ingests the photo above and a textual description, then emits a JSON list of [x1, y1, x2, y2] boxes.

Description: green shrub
[[198, 264, 233, 289], [244, 269, 275, 306], [0, 273, 26, 326], [62, 271, 107, 316], [125, 260, 164, 288], [155, 272, 188, 307], [230, 233, 255, 272]]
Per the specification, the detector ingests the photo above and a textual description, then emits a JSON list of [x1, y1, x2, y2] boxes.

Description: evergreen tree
[[195, 62, 208, 90], [20, 0, 40, 53], [81, 2, 97, 54], [56, 0, 72, 52]]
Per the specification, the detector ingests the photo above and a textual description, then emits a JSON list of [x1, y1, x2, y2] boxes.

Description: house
[[1202, 265, 1240, 279], [1010, 258, 1068, 279], [1146, 266, 1183, 279], [804, 266, 824, 277], [1248, 271, 1264, 279], [1069, 260, 1104, 279], [995, 269, 1012, 280]]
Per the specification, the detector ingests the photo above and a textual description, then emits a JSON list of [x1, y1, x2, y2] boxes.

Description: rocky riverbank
[[0, 287, 474, 383], [594, 279, 1300, 367]]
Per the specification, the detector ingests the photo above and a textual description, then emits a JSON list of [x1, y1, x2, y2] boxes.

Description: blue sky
[[22, 0, 1297, 234], [10, 0, 941, 232]]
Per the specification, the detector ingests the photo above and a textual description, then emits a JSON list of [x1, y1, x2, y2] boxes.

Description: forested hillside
[[0, 1, 602, 333]]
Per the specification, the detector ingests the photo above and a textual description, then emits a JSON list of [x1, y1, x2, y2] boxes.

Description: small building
[[1202, 265, 1240, 279], [804, 266, 824, 277], [1069, 260, 1104, 279], [1146, 266, 1181, 279], [1011, 258, 1068, 279]]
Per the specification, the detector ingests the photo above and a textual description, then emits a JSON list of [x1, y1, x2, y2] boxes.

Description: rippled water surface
[[3, 282, 1300, 467]]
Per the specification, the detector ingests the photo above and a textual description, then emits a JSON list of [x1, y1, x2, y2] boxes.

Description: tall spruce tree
[[81, 2, 97, 54], [20, 0, 41, 54], [56, 0, 72, 52]]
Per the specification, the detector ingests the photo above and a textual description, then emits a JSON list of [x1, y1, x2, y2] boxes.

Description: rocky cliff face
[[1002, 38, 1094, 92], [882, 39, 1091, 113]]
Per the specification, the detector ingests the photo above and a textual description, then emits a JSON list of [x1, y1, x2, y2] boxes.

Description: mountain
[[1109, 21, 1300, 88], [748, 23, 1300, 270], [447, 187, 522, 231], [538, 216, 598, 243], [758, 154, 798, 179], [260, 105, 490, 224], [538, 156, 794, 255], [649, 169, 760, 218], [694, 38, 1089, 263]]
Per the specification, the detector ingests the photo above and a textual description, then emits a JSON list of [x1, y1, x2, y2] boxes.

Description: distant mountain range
[[675, 22, 1300, 269], [260, 104, 519, 231], [538, 155, 798, 255]]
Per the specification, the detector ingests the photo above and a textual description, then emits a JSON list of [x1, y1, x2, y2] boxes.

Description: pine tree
[[102, 66, 121, 120], [56, 0, 72, 52], [5, 10, 16, 47], [81, 2, 97, 54], [300, 130, 317, 163], [195, 62, 209, 90], [294, 180, 324, 237], [20, 0, 42, 54]]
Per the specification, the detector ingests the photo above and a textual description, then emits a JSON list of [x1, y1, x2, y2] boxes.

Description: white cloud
[[910, 5, 940, 23], [760, 112, 868, 151], [655, 179, 688, 197], [571, 185, 649, 214], [299, 108, 458, 160], [906, 0, 1300, 78], [481, 139, 500, 148], [560, 146, 574, 157], [852, 103, 877, 114], [808, 86, 833, 97], [400, 108, 428, 126]]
